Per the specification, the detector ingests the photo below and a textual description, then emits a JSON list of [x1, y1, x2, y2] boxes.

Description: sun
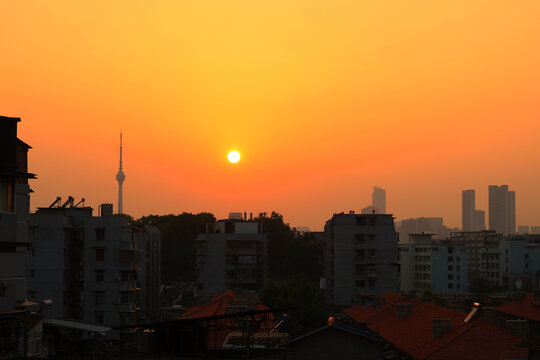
[[227, 150, 241, 164]]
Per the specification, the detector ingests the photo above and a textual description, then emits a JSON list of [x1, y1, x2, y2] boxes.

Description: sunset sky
[[1, 1, 539, 230]]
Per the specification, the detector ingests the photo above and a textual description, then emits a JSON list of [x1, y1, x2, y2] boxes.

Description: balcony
[[226, 247, 258, 255]]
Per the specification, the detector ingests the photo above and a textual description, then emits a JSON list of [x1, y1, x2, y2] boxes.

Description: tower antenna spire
[[116, 131, 125, 214]]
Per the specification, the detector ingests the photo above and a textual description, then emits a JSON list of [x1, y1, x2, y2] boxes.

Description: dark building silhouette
[[462, 189, 485, 231], [489, 185, 516, 235]]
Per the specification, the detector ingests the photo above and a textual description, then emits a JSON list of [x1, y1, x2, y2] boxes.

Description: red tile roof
[[344, 292, 419, 324], [494, 293, 540, 322], [344, 293, 528, 360], [183, 290, 275, 349], [183, 290, 272, 319]]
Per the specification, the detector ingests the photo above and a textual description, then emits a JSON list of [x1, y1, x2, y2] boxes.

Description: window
[[368, 280, 375, 289], [29, 291, 36, 299], [355, 280, 365, 288], [95, 248, 105, 261], [120, 312, 133, 325], [432, 247, 439, 251], [31, 248, 35, 256], [0, 179, 15, 212], [457, 284, 460, 289], [448, 247, 454, 254], [448, 256, 453, 262], [457, 265, 460, 271], [355, 234, 365, 243], [448, 274, 453, 280], [94, 291, 105, 304], [30, 269, 35, 278], [448, 265, 453, 271], [356, 249, 365, 258], [355, 264, 365, 273], [95, 311, 104, 324], [368, 264, 377, 273], [368, 249, 376, 258], [96, 228, 105, 240], [448, 283, 453, 289], [95, 270, 104, 282], [505, 249, 508, 255], [120, 292, 130, 304]]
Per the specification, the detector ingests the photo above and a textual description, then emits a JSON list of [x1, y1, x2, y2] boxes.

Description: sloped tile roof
[[344, 293, 528, 360], [494, 294, 540, 322]]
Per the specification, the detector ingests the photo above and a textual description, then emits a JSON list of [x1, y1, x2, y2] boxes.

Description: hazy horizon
[[3, 1, 540, 231]]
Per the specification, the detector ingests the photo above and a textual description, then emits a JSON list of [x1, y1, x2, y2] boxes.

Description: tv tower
[[116, 132, 125, 214]]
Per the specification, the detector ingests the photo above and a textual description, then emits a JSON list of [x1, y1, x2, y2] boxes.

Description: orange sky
[[1, 1, 539, 230]]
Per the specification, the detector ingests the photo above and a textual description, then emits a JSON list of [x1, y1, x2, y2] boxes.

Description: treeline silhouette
[[128, 211, 323, 285]]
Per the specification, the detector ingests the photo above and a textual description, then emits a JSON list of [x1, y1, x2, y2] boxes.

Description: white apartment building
[[324, 213, 399, 306]]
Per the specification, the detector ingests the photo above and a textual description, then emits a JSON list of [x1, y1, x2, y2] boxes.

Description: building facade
[[399, 234, 468, 296], [194, 216, 267, 294], [489, 185, 516, 236], [324, 213, 399, 306], [26, 204, 160, 326], [0, 116, 36, 359], [462, 190, 486, 231]]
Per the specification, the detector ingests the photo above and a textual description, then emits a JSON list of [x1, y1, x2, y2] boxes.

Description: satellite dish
[[515, 278, 523, 291]]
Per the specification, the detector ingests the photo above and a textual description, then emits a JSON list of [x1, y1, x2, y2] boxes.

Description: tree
[[421, 289, 446, 306], [260, 273, 327, 330], [256, 212, 323, 282], [135, 212, 216, 283]]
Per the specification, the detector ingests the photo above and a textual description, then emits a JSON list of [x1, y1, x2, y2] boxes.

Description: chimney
[[505, 319, 529, 339], [432, 318, 452, 338], [244, 211, 247, 221], [100, 203, 113, 217], [396, 303, 412, 320], [250, 212, 253, 220], [372, 296, 386, 309]]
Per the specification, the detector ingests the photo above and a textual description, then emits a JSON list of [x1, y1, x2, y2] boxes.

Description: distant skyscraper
[[462, 190, 485, 231], [462, 190, 475, 231], [116, 132, 125, 214], [372, 186, 386, 214], [489, 185, 516, 235]]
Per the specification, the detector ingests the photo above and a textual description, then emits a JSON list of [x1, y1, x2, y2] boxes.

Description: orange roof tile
[[345, 293, 528, 360], [494, 294, 540, 322]]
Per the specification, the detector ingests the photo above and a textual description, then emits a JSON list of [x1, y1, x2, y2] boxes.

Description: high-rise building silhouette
[[116, 132, 125, 214], [461, 190, 485, 231], [489, 185, 516, 235], [372, 186, 386, 214], [462, 190, 475, 231]]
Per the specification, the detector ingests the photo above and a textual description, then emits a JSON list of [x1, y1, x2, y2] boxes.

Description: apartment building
[[324, 213, 399, 306], [26, 204, 160, 326], [0, 116, 36, 359], [194, 214, 267, 293], [399, 234, 468, 296]]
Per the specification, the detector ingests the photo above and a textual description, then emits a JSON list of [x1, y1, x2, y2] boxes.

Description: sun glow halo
[[227, 151, 241, 164]]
